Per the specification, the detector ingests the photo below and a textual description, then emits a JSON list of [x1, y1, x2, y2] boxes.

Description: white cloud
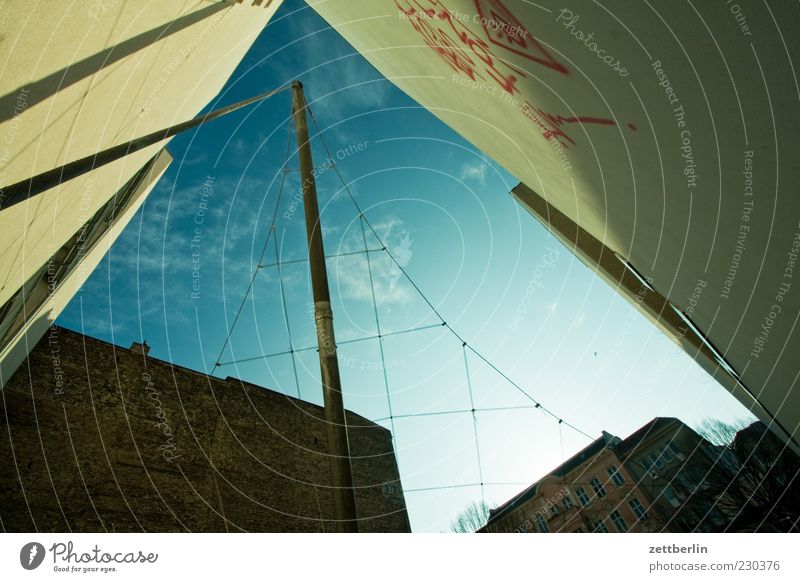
[[459, 160, 488, 184], [329, 215, 414, 305]]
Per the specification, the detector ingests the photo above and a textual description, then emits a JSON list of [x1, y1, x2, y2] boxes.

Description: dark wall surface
[[0, 326, 409, 532]]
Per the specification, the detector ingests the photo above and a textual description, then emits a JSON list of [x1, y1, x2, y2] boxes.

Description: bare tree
[[450, 500, 491, 533], [696, 417, 750, 447], [679, 419, 800, 532]]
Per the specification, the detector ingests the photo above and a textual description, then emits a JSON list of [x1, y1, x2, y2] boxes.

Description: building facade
[[480, 418, 724, 533], [613, 417, 729, 532], [0, 326, 410, 532], [0, 1, 285, 388]]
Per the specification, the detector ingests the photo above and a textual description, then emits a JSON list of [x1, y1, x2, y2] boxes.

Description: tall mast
[[291, 81, 359, 533]]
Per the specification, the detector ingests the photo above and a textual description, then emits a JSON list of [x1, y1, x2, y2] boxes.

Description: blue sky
[[57, 0, 753, 532]]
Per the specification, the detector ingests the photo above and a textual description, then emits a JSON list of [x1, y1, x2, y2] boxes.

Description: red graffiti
[[521, 101, 633, 148], [474, 0, 568, 74], [395, 0, 526, 95], [394, 0, 636, 152]]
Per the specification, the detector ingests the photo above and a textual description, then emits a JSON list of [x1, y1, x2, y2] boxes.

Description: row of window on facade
[[533, 497, 648, 533], [529, 440, 685, 533], [639, 441, 683, 472], [528, 465, 643, 532]]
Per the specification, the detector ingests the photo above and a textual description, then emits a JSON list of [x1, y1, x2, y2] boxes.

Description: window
[[610, 510, 628, 532], [593, 519, 609, 533], [663, 486, 680, 508], [629, 497, 648, 520], [535, 514, 548, 533], [669, 442, 682, 455], [576, 487, 591, 506], [675, 473, 691, 490], [607, 465, 625, 486], [640, 458, 652, 471], [590, 477, 607, 498], [649, 451, 664, 469], [563, 493, 573, 510], [550, 504, 559, 516], [661, 445, 675, 463]]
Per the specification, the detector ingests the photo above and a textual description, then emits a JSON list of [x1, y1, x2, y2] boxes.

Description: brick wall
[[0, 326, 410, 532]]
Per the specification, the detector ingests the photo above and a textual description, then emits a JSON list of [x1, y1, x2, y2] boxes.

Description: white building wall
[[0, 0, 283, 308], [0, 0, 284, 385]]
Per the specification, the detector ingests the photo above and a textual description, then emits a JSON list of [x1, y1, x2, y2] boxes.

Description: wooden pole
[[291, 81, 358, 532]]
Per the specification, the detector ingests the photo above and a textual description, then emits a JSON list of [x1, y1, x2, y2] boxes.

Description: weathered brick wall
[[0, 326, 410, 532]]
